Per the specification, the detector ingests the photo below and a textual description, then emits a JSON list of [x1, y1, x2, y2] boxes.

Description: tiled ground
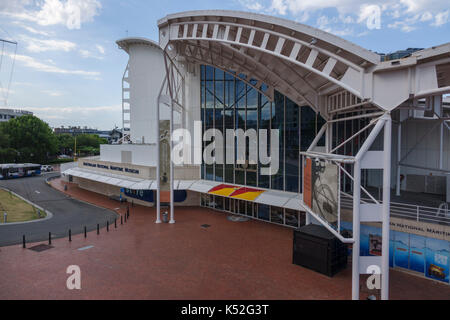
[[0, 179, 449, 300]]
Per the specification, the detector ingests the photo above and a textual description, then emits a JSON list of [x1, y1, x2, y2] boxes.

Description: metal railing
[[341, 193, 450, 226]]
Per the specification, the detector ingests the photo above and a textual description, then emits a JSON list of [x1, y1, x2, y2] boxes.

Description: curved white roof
[[158, 10, 380, 66], [116, 37, 162, 53], [156, 10, 450, 114]]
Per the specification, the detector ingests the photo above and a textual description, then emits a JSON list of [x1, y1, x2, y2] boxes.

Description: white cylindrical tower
[[117, 37, 167, 144]]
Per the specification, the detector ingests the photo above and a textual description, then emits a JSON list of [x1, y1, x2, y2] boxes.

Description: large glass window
[[200, 65, 323, 194], [270, 206, 284, 224], [257, 204, 270, 221]]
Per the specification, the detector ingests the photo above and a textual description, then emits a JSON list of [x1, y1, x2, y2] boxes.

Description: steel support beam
[[381, 114, 392, 300]]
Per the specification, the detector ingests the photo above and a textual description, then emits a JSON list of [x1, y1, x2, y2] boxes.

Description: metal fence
[[341, 193, 450, 226]]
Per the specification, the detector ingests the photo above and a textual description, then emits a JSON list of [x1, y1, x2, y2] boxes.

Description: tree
[[0, 124, 16, 163], [56, 134, 75, 155], [1, 115, 58, 164], [74, 134, 108, 156]]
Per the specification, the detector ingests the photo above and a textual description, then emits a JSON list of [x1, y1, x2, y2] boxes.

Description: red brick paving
[[0, 178, 449, 300]]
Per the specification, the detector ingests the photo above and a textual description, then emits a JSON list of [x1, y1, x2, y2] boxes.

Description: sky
[[0, 0, 449, 130]]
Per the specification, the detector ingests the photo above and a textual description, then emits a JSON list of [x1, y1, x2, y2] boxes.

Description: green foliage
[[56, 134, 75, 152], [76, 134, 107, 148], [73, 134, 107, 156], [0, 116, 109, 163], [0, 115, 58, 164]]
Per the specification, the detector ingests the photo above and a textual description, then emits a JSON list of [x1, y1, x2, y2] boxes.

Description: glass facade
[[199, 65, 325, 229], [200, 193, 306, 229], [200, 65, 325, 193]]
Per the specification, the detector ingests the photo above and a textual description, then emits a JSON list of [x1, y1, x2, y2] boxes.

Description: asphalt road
[[0, 173, 118, 247]]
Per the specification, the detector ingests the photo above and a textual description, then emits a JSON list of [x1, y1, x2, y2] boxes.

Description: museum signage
[[82, 162, 140, 175]]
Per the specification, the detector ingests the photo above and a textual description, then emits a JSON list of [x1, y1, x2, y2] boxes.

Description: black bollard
[[115, 218, 117, 228], [107, 221, 109, 232], [69, 229, 72, 242], [97, 224, 99, 235], [22, 235, 26, 248], [127, 206, 129, 218], [84, 226, 87, 238], [49, 232, 52, 245], [121, 215, 123, 225]]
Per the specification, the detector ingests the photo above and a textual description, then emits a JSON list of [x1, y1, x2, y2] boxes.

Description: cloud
[[11, 53, 101, 78], [239, 0, 264, 11], [12, 21, 51, 36], [95, 44, 105, 54], [0, 0, 102, 30], [27, 105, 121, 114], [269, 0, 288, 15], [432, 10, 449, 26], [79, 48, 104, 60], [238, 0, 450, 33], [19, 35, 77, 52], [27, 104, 122, 129], [42, 90, 64, 97]]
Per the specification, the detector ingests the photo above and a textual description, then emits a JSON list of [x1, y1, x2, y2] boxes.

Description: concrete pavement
[[0, 173, 118, 246]]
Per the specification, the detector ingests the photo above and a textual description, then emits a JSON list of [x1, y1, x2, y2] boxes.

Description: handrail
[[340, 192, 450, 226]]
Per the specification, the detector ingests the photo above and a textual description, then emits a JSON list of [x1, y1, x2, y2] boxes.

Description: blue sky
[[0, 0, 449, 130]]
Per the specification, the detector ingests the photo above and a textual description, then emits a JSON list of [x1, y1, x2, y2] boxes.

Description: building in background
[[379, 48, 423, 61], [0, 108, 33, 122], [54, 126, 123, 144]]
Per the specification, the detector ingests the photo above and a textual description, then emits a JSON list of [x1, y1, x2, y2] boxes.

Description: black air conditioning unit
[[293, 224, 348, 277]]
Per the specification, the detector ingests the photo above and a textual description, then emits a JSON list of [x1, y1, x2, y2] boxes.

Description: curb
[[0, 188, 54, 226]]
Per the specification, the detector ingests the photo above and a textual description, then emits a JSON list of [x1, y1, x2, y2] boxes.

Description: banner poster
[[393, 231, 409, 269], [303, 158, 312, 209], [309, 159, 339, 229], [409, 234, 426, 273], [338, 221, 450, 282], [425, 238, 449, 283], [389, 230, 395, 268]]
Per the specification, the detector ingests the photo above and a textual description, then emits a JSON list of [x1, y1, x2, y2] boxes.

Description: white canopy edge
[[63, 167, 156, 190]]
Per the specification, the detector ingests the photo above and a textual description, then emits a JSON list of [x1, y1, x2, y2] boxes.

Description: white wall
[[128, 43, 166, 144], [100, 144, 158, 166]]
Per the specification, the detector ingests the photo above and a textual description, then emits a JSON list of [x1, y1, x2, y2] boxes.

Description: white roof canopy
[[63, 167, 156, 190], [158, 10, 450, 116]]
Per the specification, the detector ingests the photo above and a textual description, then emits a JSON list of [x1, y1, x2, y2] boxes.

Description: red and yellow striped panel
[[229, 187, 265, 201], [208, 184, 240, 197]]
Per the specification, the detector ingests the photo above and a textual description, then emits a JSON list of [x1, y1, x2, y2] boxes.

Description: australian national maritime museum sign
[[83, 162, 140, 175]]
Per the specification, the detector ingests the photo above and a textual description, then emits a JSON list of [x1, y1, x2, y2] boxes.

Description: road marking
[[78, 245, 94, 251], [35, 190, 40, 194]]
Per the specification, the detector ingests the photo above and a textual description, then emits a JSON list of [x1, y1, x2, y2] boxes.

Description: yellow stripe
[[231, 191, 265, 201], [209, 188, 237, 196]]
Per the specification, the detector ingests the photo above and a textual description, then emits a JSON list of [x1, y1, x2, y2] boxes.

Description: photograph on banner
[[303, 157, 339, 230], [425, 238, 450, 283]]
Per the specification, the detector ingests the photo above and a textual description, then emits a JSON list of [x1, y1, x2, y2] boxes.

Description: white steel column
[[351, 160, 361, 300], [169, 96, 175, 224], [381, 114, 392, 300], [155, 94, 161, 224], [396, 122, 401, 196], [352, 117, 386, 300]]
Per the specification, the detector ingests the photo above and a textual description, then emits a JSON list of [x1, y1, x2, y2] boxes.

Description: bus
[[0, 163, 42, 180]]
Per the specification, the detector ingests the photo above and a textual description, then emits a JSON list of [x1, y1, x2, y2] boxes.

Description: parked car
[[41, 165, 54, 172]]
